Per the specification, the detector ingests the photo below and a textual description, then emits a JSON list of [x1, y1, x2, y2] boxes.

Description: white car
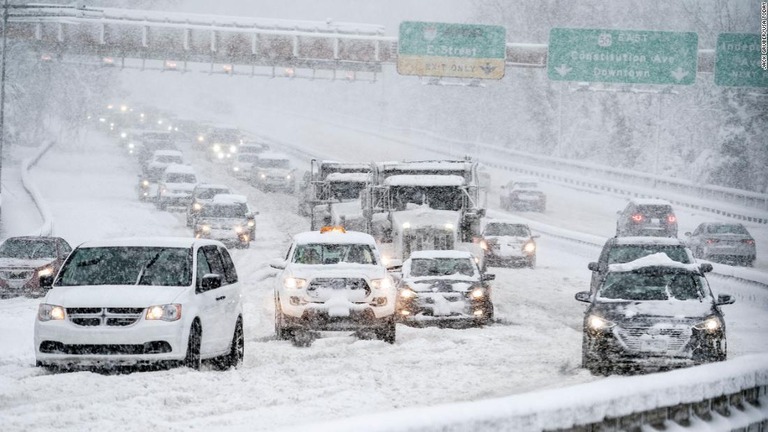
[[251, 152, 295, 192], [231, 152, 259, 180], [34, 237, 244, 371], [144, 149, 184, 182], [156, 164, 199, 210], [194, 194, 257, 248], [271, 227, 396, 346]]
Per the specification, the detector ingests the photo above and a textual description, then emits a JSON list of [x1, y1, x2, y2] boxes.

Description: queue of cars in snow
[[0, 103, 757, 376]]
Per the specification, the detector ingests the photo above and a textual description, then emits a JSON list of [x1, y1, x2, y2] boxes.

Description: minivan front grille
[[67, 307, 144, 327]]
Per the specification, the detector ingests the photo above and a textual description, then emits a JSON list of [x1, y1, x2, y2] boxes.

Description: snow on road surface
[[0, 124, 766, 431]]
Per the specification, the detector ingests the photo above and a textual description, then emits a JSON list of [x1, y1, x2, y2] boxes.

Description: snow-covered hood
[[288, 263, 386, 281], [164, 182, 196, 192], [0, 257, 54, 270], [199, 217, 248, 228], [592, 299, 716, 322], [45, 284, 189, 308], [391, 208, 461, 232], [403, 276, 478, 293]]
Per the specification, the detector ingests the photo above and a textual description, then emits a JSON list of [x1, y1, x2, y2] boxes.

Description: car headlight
[[229, 145, 237, 153], [193, 202, 202, 211], [233, 166, 240, 171], [142, 179, 149, 187], [370, 278, 392, 290], [247, 220, 255, 227], [128, 143, 135, 149], [444, 223, 454, 230], [217, 153, 225, 159], [234, 226, 243, 233], [470, 287, 485, 299], [260, 173, 266, 179], [587, 315, 615, 331], [38, 304, 66, 322], [286, 174, 291, 180], [402, 222, 411, 229], [120, 132, 127, 138], [400, 288, 417, 299], [37, 267, 54, 277], [197, 136, 204, 142], [201, 225, 211, 232], [212, 144, 221, 152], [284, 277, 307, 289], [523, 242, 536, 253], [694, 316, 722, 333], [145, 304, 182, 321]]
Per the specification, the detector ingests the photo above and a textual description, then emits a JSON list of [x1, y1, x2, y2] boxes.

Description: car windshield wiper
[[136, 253, 161, 285]]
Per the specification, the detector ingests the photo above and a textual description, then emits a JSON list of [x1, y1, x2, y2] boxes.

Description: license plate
[[650, 218, 661, 225], [641, 339, 667, 351]]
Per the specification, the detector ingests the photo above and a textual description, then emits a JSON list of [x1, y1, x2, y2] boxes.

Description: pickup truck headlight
[[247, 220, 255, 227], [201, 225, 211, 232], [212, 144, 221, 152], [37, 267, 54, 277], [284, 277, 307, 289], [444, 223, 454, 230], [193, 202, 202, 211], [523, 242, 536, 253], [370, 278, 392, 290], [694, 316, 722, 333], [234, 226, 244, 233], [38, 304, 66, 321], [587, 315, 615, 331], [470, 287, 486, 299], [146, 304, 182, 321], [229, 145, 237, 153]]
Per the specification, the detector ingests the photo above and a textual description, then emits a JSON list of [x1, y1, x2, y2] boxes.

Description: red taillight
[[706, 239, 720, 244], [743, 239, 755, 245], [667, 215, 677, 223], [631, 214, 644, 223]]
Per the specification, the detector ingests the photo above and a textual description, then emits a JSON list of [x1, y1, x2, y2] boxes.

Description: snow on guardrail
[[278, 354, 768, 432], [21, 140, 56, 237]]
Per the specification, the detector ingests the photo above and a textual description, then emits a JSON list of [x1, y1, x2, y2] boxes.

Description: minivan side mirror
[[574, 291, 591, 303], [700, 263, 713, 273], [587, 262, 599, 272], [716, 294, 735, 305]]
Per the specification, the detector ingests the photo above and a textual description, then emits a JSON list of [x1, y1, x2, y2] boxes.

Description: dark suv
[[587, 236, 703, 294], [616, 199, 678, 237], [576, 256, 733, 375]]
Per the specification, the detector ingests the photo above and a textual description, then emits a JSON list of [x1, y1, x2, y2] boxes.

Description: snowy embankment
[[281, 354, 768, 432]]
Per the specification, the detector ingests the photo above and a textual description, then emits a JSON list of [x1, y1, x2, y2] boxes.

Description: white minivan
[[34, 237, 243, 371]]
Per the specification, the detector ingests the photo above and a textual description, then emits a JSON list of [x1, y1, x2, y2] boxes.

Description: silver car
[[685, 222, 756, 266]]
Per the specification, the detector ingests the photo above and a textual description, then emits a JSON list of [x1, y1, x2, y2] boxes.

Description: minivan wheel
[[184, 321, 202, 370], [225, 317, 244, 369]]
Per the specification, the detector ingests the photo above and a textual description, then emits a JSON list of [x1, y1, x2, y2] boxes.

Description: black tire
[[376, 318, 397, 344], [184, 320, 202, 370], [226, 317, 244, 369], [274, 299, 291, 340]]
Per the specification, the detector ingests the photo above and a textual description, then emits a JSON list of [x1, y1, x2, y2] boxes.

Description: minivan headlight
[[38, 304, 66, 321], [284, 277, 307, 289], [145, 304, 182, 321]]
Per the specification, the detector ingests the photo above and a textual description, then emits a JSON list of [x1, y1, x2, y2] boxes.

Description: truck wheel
[[274, 300, 292, 341], [376, 318, 396, 344]]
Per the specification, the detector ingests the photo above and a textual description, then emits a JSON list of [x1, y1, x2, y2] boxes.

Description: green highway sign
[[397, 21, 506, 80], [715, 33, 768, 87], [547, 28, 698, 85]]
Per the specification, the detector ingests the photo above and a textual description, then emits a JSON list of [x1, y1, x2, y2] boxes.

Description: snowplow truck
[[301, 160, 372, 231], [362, 159, 486, 262]]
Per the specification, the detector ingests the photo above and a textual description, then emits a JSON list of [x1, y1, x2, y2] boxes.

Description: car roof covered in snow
[[212, 194, 248, 204], [257, 152, 290, 160], [631, 198, 672, 206], [384, 175, 466, 187], [326, 172, 369, 183], [608, 252, 701, 273], [77, 237, 222, 249], [293, 230, 377, 246], [408, 250, 474, 260], [612, 236, 686, 246], [152, 150, 183, 157], [163, 164, 196, 174], [195, 183, 230, 191]]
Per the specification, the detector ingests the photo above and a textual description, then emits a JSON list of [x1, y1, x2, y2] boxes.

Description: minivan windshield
[[56, 247, 192, 286]]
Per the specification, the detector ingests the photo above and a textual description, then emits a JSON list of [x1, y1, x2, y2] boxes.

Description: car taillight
[[631, 214, 644, 222], [667, 215, 677, 223], [743, 239, 755, 245], [706, 239, 720, 244]]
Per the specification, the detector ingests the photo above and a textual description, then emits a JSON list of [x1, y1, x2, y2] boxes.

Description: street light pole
[[0, 0, 9, 202]]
